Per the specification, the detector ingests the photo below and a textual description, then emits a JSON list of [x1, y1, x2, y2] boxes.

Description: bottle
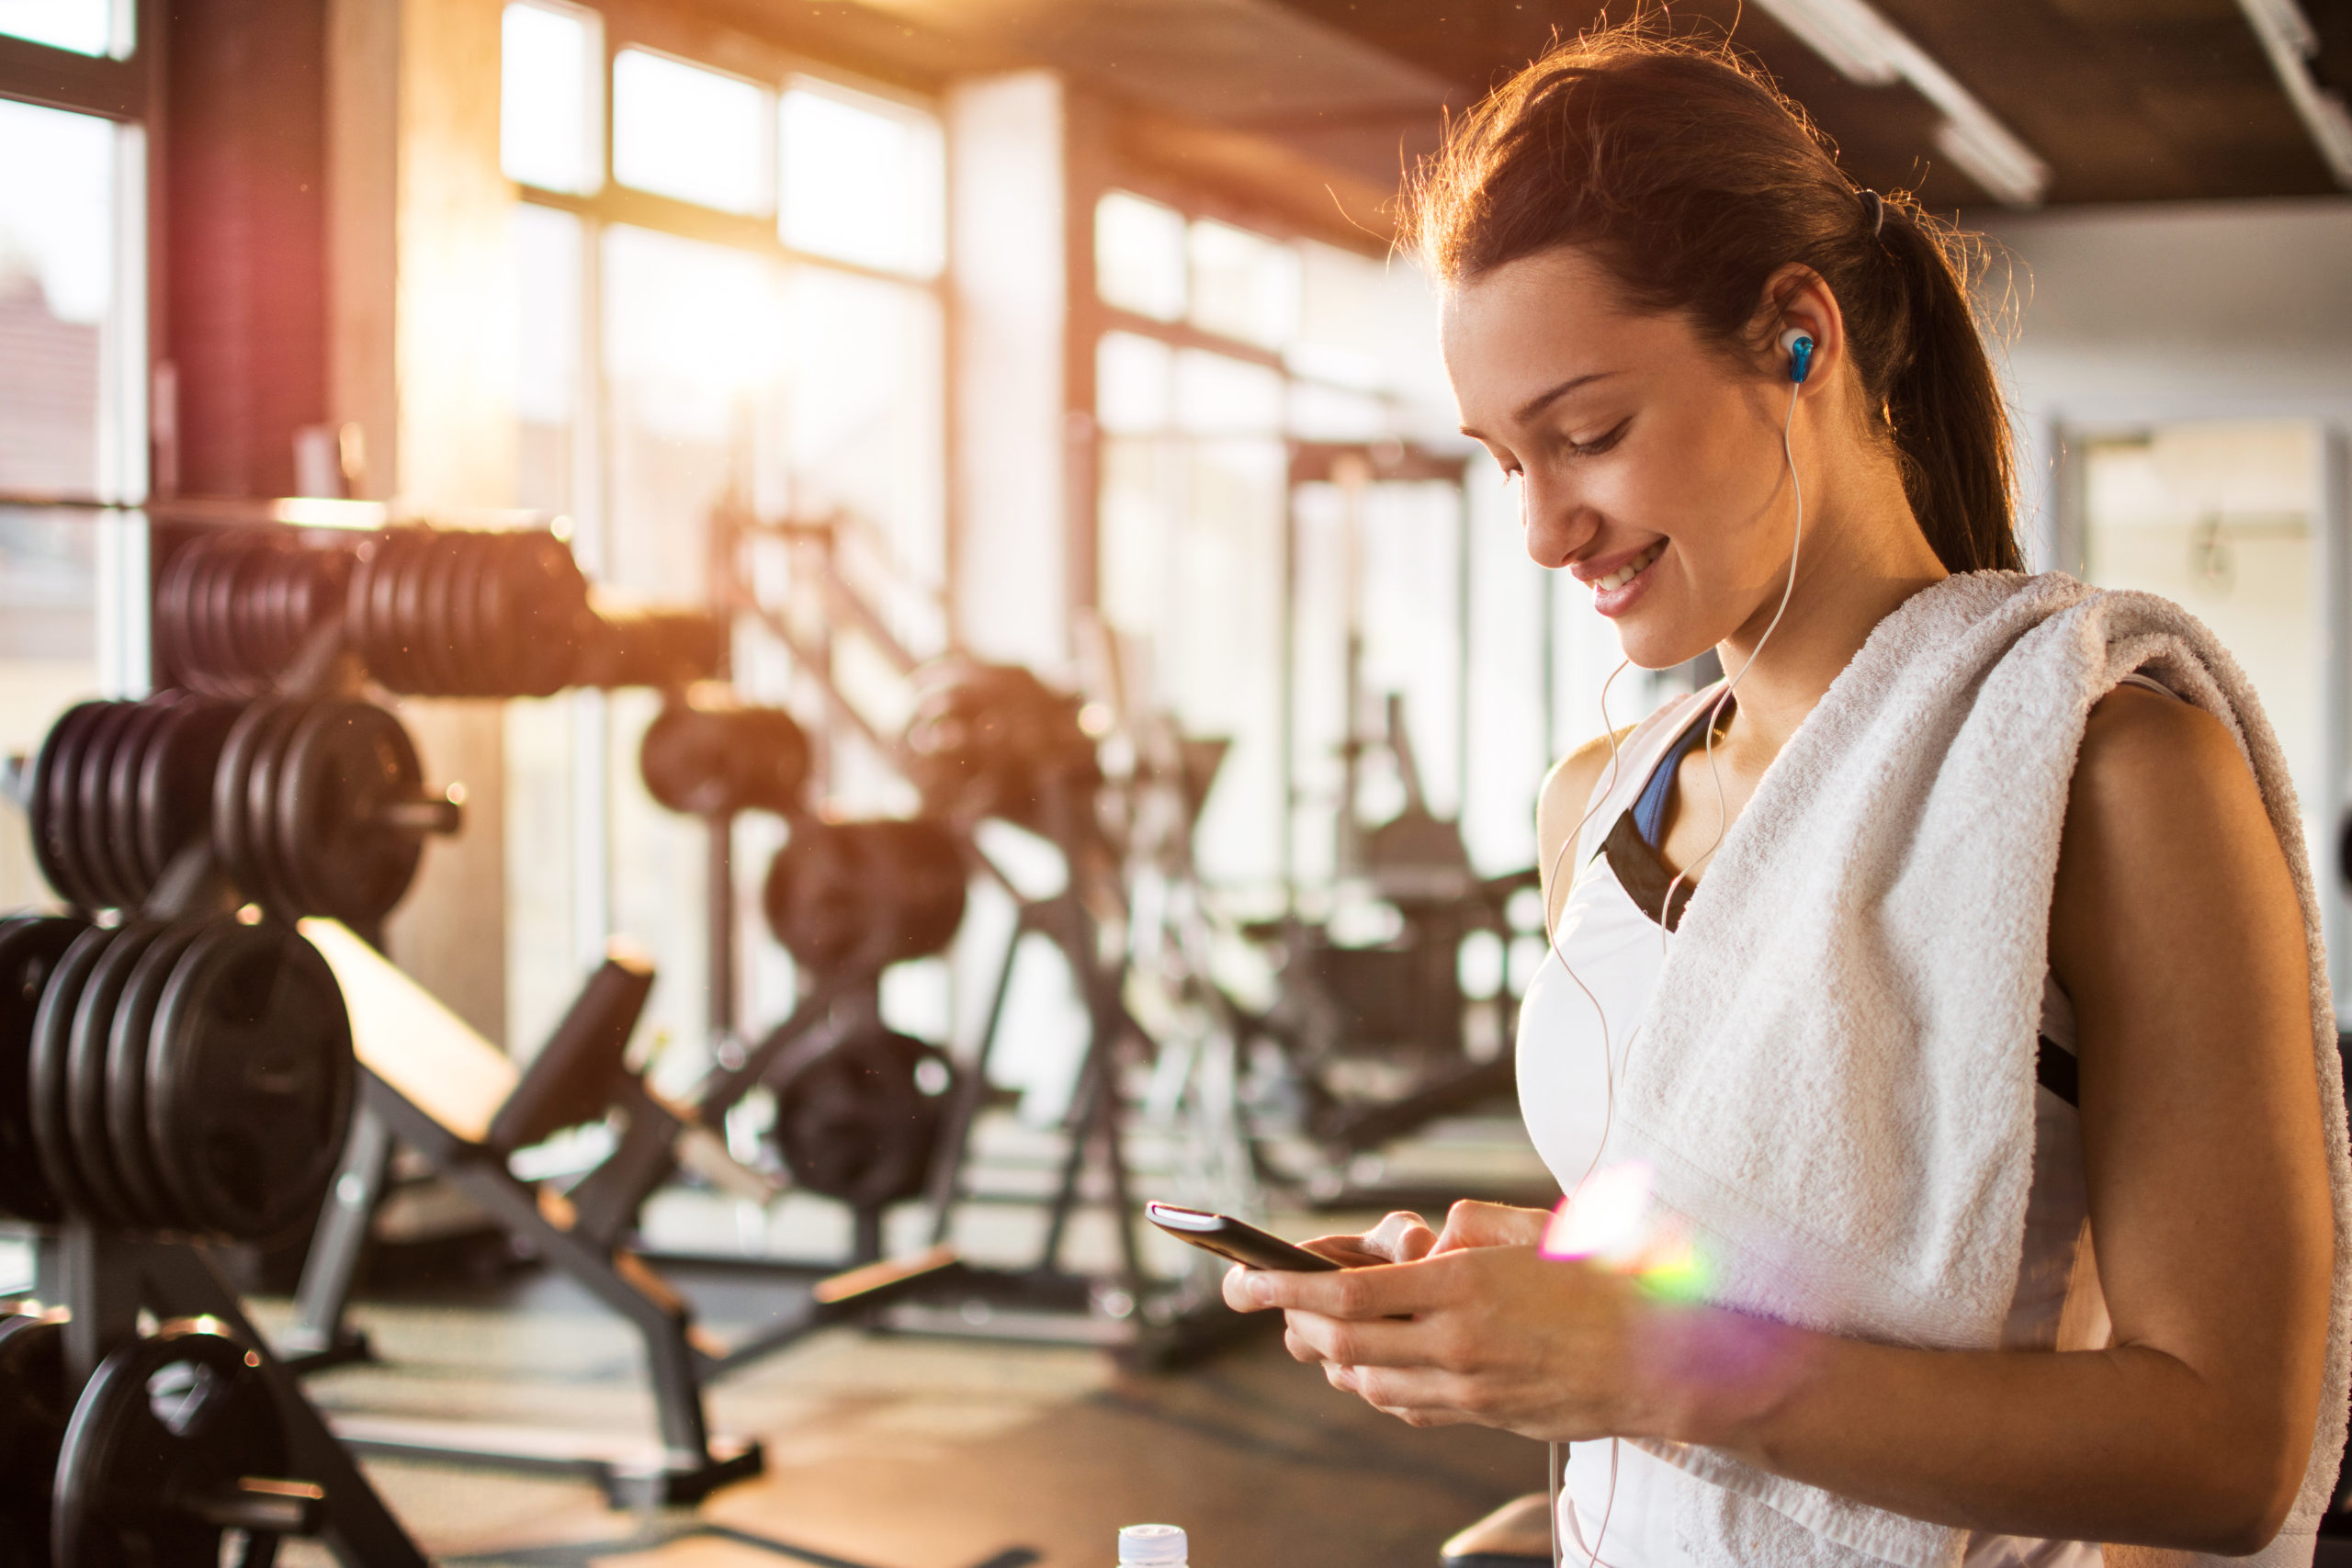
[[1119, 1523, 1188, 1568]]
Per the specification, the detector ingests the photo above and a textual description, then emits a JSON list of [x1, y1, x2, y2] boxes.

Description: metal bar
[[282, 1105, 394, 1360], [516, 185, 949, 294], [707, 809, 738, 1055], [0, 33, 143, 119], [693, 964, 866, 1116], [925, 901, 1035, 1243], [356, 1075, 718, 1459]]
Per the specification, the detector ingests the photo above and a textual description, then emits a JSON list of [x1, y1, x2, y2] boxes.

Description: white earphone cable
[[1540, 362, 1808, 1568]]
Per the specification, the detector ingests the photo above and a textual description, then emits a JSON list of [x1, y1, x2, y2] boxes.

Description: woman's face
[[1443, 245, 1799, 671]]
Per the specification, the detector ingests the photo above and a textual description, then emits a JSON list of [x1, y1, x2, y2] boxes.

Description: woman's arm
[[1237, 688, 2335, 1552]]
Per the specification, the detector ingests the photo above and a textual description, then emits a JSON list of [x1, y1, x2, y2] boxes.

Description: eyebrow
[[1460, 371, 1622, 440]]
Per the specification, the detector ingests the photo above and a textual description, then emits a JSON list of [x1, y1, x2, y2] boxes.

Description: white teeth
[[1592, 542, 1663, 593]]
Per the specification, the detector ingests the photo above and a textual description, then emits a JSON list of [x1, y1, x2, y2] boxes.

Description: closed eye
[[1566, 418, 1631, 457]]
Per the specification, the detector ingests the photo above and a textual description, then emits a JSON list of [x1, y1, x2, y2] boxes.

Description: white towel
[[1602, 570, 2351, 1568]]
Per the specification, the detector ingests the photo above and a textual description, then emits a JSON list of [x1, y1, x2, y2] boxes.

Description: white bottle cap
[[1119, 1524, 1188, 1565]]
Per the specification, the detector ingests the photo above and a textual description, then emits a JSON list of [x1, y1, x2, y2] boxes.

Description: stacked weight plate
[[154, 529, 355, 700], [0, 912, 353, 1238], [345, 526, 589, 697], [212, 695, 458, 926], [27, 696, 239, 913]]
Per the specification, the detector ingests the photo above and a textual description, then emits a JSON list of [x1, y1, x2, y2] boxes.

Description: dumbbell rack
[[28, 1223, 430, 1567]]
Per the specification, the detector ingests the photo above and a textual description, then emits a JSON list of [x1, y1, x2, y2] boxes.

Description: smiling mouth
[[1590, 540, 1664, 592]]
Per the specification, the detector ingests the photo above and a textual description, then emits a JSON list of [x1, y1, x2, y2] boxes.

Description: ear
[[1750, 264, 1846, 395]]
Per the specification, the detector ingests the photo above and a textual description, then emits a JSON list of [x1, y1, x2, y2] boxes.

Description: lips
[[1588, 540, 1664, 593]]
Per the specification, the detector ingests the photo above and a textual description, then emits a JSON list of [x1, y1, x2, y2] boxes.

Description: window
[[2, 24, 153, 913], [0, 0, 130, 56], [778, 79, 943, 276], [612, 49, 770, 216], [1092, 193, 1495, 899], [499, 6, 946, 1057], [500, 0, 600, 196]]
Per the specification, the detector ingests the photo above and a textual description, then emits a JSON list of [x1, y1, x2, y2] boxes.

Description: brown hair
[[1401, 22, 2020, 575]]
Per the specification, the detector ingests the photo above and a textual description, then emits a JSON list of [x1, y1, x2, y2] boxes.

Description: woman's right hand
[[1223, 1211, 1436, 1310]]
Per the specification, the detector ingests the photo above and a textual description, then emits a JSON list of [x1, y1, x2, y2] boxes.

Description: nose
[[1518, 469, 1600, 571]]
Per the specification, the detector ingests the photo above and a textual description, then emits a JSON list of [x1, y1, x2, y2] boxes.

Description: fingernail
[[1245, 1272, 1272, 1305]]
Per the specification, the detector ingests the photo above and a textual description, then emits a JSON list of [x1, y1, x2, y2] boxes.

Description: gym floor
[[258, 1260, 1538, 1568]]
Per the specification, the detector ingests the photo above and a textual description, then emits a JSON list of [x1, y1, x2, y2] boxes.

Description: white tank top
[[1518, 682, 2155, 1568]]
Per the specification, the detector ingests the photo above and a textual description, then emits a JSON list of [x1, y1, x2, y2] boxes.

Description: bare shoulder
[[1536, 727, 1636, 903], [2052, 679, 2301, 997], [2069, 682, 2262, 834]]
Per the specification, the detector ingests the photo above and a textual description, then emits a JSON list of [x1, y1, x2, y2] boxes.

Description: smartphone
[[1144, 1201, 1343, 1271]]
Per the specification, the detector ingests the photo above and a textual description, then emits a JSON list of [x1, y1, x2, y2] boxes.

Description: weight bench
[[286, 919, 960, 1506]]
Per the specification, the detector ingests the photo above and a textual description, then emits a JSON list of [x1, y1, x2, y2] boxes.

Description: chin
[[1612, 618, 1716, 673]]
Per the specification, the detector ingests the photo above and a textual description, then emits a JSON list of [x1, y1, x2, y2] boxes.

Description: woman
[[1225, 24, 2346, 1568]]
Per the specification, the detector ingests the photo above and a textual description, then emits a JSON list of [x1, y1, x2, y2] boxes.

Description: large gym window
[[1091, 191, 1500, 902], [499, 4, 945, 1058], [0, 21, 153, 913]]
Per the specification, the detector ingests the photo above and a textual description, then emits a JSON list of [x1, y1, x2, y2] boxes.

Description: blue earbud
[[1779, 326, 1815, 385]]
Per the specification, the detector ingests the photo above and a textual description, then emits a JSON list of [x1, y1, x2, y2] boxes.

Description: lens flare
[[1541, 1159, 1713, 1301]]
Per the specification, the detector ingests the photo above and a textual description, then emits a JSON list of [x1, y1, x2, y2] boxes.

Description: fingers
[[1363, 1211, 1441, 1263], [1431, 1200, 1550, 1253], [1282, 1307, 1444, 1372], [1234, 1254, 1452, 1318], [1299, 1236, 1392, 1268]]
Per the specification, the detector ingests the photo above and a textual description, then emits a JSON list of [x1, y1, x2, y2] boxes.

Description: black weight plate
[[771, 1026, 948, 1208], [148, 920, 355, 1239], [243, 699, 315, 917], [210, 699, 288, 908], [448, 534, 500, 696], [31, 702, 107, 910], [415, 532, 469, 695], [198, 535, 249, 694], [73, 703, 137, 911], [474, 533, 522, 694], [458, 536, 506, 694], [503, 532, 588, 698], [28, 924, 122, 1221], [53, 1323, 288, 1568], [0, 1314, 70, 1568], [138, 697, 238, 888], [104, 696, 176, 913], [276, 700, 427, 925], [343, 535, 385, 682], [390, 530, 439, 694], [65, 920, 166, 1227], [105, 919, 208, 1232], [0, 917, 88, 1223], [351, 530, 407, 692], [167, 536, 220, 694], [152, 541, 199, 692], [223, 539, 264, 684]]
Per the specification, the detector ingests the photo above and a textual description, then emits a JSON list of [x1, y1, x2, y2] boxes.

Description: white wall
[[1978, 197, 2352, 568], [1979, 196, 2352, 1008]]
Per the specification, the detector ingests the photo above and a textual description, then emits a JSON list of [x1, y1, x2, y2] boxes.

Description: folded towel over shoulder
[[1605, 571, 2350, 1568]]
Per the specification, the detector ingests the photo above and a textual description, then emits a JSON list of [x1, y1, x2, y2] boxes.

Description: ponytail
[[1401, 22, 2020, 575], [1873, 204, 2021, 573]]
